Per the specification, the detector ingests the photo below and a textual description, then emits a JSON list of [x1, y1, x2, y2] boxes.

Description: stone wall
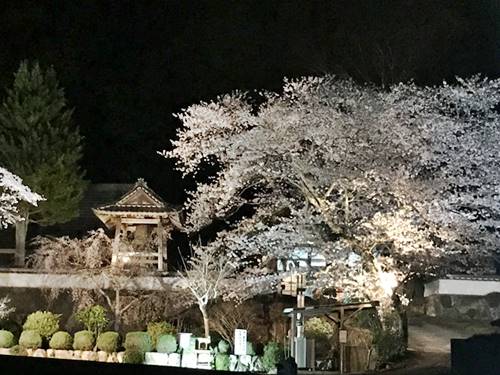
[[425, 293, 500, 321]]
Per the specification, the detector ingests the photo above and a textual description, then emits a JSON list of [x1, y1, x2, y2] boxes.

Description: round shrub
[[23, 311, 61, 339], [73, 330, 95, 351], [147, 321, 176, 348], [124, 332, 152, 352], [123, 349, 144, 364], [97, 331, 120, 353], [0, 319, 22, 339], [215, 353, 230, 370], [156, 334, 177, 353], [19, 330, 42, 349], [262, 342, 284, 371], [0, 330, 15, 348], [218, 339, 230, 354], [10, 345, 28, 356], [49, 331, 73, 350], [246, 341, 255, 355]]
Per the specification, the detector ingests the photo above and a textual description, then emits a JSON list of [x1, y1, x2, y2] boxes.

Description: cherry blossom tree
[[0, 166, 43, 229], [179, 244, 278, 337], [163, 75, 500, 313]]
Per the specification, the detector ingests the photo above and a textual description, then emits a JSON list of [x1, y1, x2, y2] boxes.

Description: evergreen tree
[[0, 61, 86, 266]]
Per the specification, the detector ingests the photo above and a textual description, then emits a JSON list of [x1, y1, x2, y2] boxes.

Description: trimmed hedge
[[96, 331, 120, 353], [19, 330, 42, 349], [156, 334, 177, 353], [123, 349, 144, 364], [0, 330, 15, 348], [124, 332, 152, 352], [49, 331, 73, 350], [73, 330, 95, 351]]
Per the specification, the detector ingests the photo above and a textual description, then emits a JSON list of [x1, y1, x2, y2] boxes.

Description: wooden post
[[290, 312, 296, 358], [340, 306, 345, 374], [112, 217, 122, 266], [157, 221, 164, 272]]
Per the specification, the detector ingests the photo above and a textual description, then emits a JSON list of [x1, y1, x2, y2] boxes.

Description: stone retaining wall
[[425, 293, 500, 321]]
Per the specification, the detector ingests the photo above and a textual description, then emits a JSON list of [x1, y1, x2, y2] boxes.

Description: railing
[[0, 248, 15, 255]]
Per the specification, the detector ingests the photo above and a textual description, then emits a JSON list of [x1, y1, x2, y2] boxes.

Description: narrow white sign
[[234, 329, 248, 355]]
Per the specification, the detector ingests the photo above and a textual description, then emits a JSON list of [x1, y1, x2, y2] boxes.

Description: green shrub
[[373, 329, 406, 364], [246, 341, 255, 355], [371, 310, 406, 365], [49, 331, 73, 350], [73, 330, 95, 351], [23, 311, 60, 339], [262, 342, 284, 371], [305, 317, 336, 359], [75, 305, 109, 338], [147, 321, 176, 348], [156, 334, 177, 353], [123, 349, 144, 364], [9, 344, 28, 356], [0, 320, 22, 339], [217, 339, 230, 354], [124, 332, 153, 352], [97, 331, 120, 353], [0, 330, 15, 348], [215, 353, 230, 370], [19, 330, 42, 349]]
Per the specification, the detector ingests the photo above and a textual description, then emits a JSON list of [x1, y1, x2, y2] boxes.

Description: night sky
[[1, 1, 499, 204]]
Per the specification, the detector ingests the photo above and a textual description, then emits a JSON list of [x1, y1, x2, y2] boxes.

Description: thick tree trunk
[[200, 305, 210, 338], [14, 215, 29, 267]]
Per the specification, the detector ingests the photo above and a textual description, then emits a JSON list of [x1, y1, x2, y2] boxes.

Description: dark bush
[[123, 349, 144, 364], [124, 332, 152, 352]]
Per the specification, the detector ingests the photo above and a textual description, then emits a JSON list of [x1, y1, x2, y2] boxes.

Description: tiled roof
[[94, 178, 178, 214], [94, 205, 172, 213]]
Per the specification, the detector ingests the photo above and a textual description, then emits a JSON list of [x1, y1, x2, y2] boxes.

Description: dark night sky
[[1, 0, 499, 204]]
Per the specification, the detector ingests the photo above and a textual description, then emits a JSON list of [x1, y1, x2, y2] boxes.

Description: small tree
[[75, 305, 109, 338], [178, 246, 236, 338], [0, 61, 86, 266]]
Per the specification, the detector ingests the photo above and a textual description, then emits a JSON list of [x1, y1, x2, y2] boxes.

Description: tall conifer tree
[[0, 61, 86, 266]]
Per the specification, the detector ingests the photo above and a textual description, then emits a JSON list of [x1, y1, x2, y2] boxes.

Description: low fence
[[451, 334, 500, 375]]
